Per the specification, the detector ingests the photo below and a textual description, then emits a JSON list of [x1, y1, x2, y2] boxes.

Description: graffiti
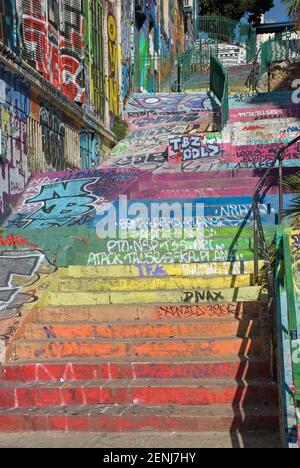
[[168, 135, 223, 163], [127, 112, 216, 131], [21, 178, 99, 229], [0, 234, 37, 249], [0, 66, 31, 221], [126, 94, 217, 115], [6, 168, 140, 229], [157, 303, 239, 319], [121, 0, 133, 101], [230, 142, 300, 164], [230, 106, 300, 123], [0, 0, 18, 53], [40, 106, 66, 172], [107, 9, 119, 126], [137, 264, 167, 277], [183, 290, 224, 303], [21, 0, 85, 103], [113, 152, 167, 170], [60, 0, 86, 103], [80, 132, 103, 169]]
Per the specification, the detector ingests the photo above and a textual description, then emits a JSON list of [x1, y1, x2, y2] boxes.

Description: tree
[[200, 0, 274, 23], [282, 0, 300, 16]]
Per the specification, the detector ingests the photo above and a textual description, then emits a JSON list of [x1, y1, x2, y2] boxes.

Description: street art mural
[[121, 0, 134, 101], [126, 93, 218, 115], [0, 0, 19, 53], [107, 5, 119, 127], [0, 65, 31, 223], [0, 250, 56, 319], [5, 168, 140, 230], [80, 132, 103, 169], [40, 104, 66, 172], [20, 0, 86, 103]]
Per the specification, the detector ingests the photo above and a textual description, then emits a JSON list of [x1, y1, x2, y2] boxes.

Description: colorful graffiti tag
[[20, 0, 85, 103], [107, 7, 119, 127]]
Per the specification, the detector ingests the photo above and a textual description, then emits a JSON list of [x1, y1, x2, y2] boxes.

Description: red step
[[0, 359, 270, 382], [0, 379, 278, 408], [0, 405, 279, 433]]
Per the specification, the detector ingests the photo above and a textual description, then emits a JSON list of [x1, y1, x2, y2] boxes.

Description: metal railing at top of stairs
[[253, 134, 300, 288]]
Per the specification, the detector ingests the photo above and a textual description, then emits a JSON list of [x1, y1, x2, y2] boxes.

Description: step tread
[[0, 378, 277, 389], [13, 335, 260, 344], [3, 356, 269, 366], [0, 404, 279, 417]]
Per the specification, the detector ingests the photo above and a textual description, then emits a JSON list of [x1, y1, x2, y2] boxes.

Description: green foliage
[[283, 172, 300, 225], [200, 0, 274, 23], [112, 117, 128, 141], [282, 0, 300, 16]]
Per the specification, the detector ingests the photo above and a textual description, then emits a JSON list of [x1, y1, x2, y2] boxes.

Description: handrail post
[[253, 194, 259, 284], [279, 155, 284, 224]]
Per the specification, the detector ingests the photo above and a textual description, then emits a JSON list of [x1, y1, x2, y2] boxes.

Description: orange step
[[22, 319, 260, 340], [11, 337, 264, 361]]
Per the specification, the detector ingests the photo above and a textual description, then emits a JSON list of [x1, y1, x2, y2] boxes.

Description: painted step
[[56, 274, 255, 293], [78, 249, 262, 268], [0, 379, 278, 408], [137, 177, 269, 191], [11, 336, 264, 361], [128, 187, 281, 199], [22, 318, 260, 340], [44, 286, 265, 306], [0, 358, 271, 382], [35, 302, 264, 323], [0, 404, 279, 433], [65, 261, 265, 278]]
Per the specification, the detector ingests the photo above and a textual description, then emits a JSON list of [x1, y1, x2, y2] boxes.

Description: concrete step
[[55, 274, 255, 293], [0, 404, 279, 433], [44, 286, 265, 307], [11, 336, 265, 361], [65, 261, 265, 278], [128, 187, 280, 200], [22, 318, 260, 340], [35, 302, 263, 322], [0, 379, 278, 408], [0, 358, 270, 382]]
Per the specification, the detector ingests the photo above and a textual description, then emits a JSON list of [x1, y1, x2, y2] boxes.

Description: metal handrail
[[253, 134, 300, 287]]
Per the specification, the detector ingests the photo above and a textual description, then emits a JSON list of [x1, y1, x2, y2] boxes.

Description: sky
[[265, 0, 289, 23]]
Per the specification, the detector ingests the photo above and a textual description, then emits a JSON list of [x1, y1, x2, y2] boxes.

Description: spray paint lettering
[[168, 135, 222, 162], [23, 178, 99, 229]]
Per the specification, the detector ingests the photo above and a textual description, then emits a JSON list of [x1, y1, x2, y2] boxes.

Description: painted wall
[[0, 64, 31, 223]]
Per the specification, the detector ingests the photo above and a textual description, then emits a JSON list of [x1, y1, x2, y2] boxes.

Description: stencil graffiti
[[168, 135, 223, 162]]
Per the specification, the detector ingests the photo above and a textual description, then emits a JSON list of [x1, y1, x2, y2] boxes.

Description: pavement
[[0, 432, 281, 449]]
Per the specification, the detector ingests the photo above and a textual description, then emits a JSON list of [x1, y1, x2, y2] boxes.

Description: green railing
[[199, 15, 257, 63], [278, 229, 300, 446], [133, 53, 178, 94], [210, 53, 229, 127], [260, 32, 300, 80]]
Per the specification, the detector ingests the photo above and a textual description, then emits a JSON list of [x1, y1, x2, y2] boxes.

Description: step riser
[[22, 320, 260, 340], [0, 386, 278, 408], [13, 338, 264, 361], [0, 414, 279, 433], [1, 361, 270, 382], [36, 303, 263, 323]]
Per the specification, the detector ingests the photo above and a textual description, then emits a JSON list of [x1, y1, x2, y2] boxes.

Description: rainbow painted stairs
[[2, 87, 300, 445]]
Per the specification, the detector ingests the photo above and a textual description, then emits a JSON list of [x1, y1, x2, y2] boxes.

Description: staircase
[[0, 221, 279, 443]]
